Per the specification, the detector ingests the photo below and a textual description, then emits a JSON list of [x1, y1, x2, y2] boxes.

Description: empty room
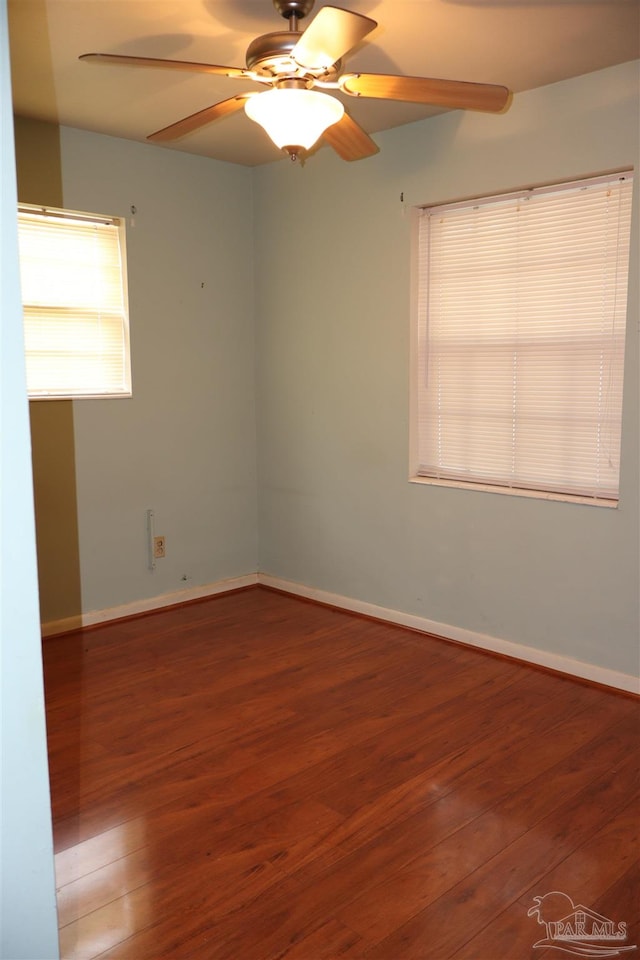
[[1, 0, 639, 958]]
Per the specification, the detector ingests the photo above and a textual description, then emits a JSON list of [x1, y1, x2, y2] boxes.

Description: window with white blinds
[[413, 172, 633, 504], [18, 205, 131, 399]]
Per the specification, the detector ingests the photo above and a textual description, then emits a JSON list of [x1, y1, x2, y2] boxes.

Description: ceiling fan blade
[[342, 73, 511, 113], [292, 6, 377, 70], [322, 112, 379, 162], [148, 95, 252, 142], [80, 53, 248, 79]]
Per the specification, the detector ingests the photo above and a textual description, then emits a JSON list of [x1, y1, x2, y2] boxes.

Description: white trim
[[41, 574, 258, 638], [257, 574, 639, 695], [408, 475, 618, 508], [41, 570, 638, 695]]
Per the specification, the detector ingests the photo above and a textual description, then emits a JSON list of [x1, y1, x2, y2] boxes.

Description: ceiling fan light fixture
[[244, 87, 344, 154]]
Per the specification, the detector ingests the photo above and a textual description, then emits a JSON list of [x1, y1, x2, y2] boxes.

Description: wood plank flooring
[[43, 586, 639, 959]]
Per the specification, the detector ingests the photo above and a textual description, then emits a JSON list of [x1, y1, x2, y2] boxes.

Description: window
[[412, 172, 633, 505], [18, 204, 131, 399]]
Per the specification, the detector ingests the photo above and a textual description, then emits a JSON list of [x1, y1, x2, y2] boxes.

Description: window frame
[[18, 203, 132, 401], [409, 171, 634, 508]]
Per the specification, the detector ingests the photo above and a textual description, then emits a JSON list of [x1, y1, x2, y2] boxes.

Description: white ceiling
[[8, 0, 640, 166]]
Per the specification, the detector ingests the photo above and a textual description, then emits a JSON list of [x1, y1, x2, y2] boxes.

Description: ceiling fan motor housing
[[245, 31, 341, 81], [246, 31, 299, 73]]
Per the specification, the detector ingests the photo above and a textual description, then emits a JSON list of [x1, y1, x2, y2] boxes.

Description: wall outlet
[[153, 536, 166, 559]]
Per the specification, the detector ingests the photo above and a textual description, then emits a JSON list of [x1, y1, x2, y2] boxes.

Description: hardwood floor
[[43, 586, 639, 960]]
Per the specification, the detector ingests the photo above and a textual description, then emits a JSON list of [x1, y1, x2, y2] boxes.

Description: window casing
[[18, 204, 131, 399], [412, 172, 633, 505]]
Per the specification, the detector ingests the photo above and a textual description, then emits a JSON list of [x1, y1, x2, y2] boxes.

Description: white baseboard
[[257, 574, 640, 696], [41, 574, 259, 638], [41, 570, 638, 695]]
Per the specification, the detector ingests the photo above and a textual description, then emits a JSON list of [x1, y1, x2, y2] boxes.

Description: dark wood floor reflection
[[43, 586, 639, 959]]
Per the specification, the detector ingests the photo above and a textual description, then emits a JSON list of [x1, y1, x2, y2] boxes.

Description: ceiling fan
[[81, 0, 511, 163]]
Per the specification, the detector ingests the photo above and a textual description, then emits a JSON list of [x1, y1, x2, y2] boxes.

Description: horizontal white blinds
[[416, 173, 633, 501], [18, 208, 131, 398]]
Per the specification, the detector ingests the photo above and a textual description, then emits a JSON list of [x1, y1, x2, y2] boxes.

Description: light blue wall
[[31, 65, 640, 679], [57, 129, 258, 615], [254, 61, 640, 677], [0, 1, 59, 956]]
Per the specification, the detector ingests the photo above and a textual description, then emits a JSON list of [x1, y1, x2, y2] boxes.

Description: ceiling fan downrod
[[273, 0, 315, 31]]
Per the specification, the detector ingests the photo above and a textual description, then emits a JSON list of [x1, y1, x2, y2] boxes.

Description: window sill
[[409, 474, 618, 508]]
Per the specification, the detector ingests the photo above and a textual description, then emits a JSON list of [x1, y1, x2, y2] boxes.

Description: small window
[[412, 172, 633, 505], [17, 204, 131, 399]]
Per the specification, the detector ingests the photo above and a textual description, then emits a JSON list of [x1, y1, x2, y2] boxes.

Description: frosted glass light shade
[[245, 88, 344, 150]]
